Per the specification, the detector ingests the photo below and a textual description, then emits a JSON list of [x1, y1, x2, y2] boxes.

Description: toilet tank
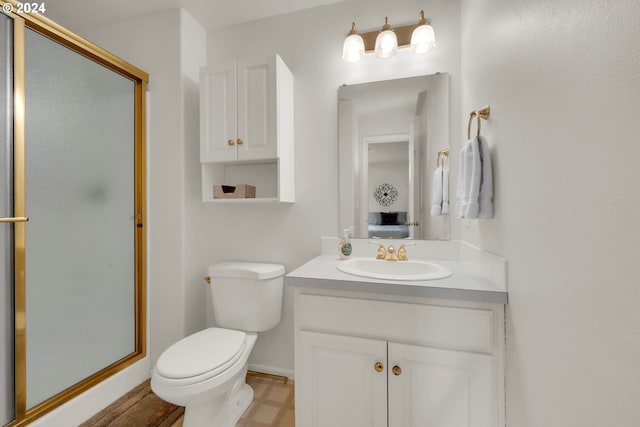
[[208, 262, 285, 332]]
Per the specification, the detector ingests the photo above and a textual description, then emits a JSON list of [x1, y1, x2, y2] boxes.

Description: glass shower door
[[24, 28, 136, 408], [0, 12, 14, 427], [0, 8, 146, 424]]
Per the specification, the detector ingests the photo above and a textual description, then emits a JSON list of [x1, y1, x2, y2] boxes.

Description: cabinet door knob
[[374, 362, 384, 373], [227, 139, 235, 146], [237, 138, 244, 145], [392, 365, 402, 376]]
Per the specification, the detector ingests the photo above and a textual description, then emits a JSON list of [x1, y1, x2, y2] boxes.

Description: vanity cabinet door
[[200, 62, 238, 163], [296, 331, 387, 427], [388, 342, 495, 427]]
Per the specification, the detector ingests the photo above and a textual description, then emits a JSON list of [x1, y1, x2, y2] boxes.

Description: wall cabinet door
[[236, 56, 277, 161], [200, 62, 237, 162], [200, 56, 278, 163], [296, 331, 387, 427], [388, 342, 495, 427]]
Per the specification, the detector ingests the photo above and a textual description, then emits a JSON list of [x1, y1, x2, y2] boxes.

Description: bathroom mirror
[[338, 73, 450, 240]]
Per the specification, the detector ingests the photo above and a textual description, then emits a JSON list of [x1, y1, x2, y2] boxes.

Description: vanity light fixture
[[342, 10, 436, 62], [342, 22, 365, 62]]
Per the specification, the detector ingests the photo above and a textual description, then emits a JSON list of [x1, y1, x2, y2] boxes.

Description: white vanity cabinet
[[387, 342, 494, 427], [199, 54, 294, 202], [294, 291, 504, 427], [297, 331, 388, 427]]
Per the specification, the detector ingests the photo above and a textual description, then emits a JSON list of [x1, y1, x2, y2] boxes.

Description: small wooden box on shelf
[[213, 184, 256, 199]]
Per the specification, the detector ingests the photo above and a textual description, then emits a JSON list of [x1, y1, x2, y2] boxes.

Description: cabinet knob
[[374, 362, 384, 373], [237, 138, 244, 145], [227, 139, 235, 146], [392, 365, 402, 376]]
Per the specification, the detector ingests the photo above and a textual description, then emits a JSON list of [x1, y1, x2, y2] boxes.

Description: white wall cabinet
[[199, 54, 294, 202], [295, 291, 504, 427]]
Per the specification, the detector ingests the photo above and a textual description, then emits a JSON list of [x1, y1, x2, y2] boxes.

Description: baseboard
[[248, 363, 295, 381]]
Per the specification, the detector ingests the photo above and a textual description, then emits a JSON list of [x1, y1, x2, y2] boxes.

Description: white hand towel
[[477, 135, 493, 218], [430, 166, 443, 216], [454, 141, 469, 218], [455, 139, 481, 218], [442, 156, 449, 214], [464, 136, 483, 218]]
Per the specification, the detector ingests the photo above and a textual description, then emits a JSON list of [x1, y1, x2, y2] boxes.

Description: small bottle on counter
[[338, 228, 353, 260]]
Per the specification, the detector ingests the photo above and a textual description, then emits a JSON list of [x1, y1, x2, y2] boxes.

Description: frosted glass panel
[[0, 13, 15, 426], [24, 29, 135, 408]]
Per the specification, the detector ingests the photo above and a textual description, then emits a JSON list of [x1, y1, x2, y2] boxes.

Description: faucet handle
[[369, 241, 386, 260], [398, 245, 408, 261]]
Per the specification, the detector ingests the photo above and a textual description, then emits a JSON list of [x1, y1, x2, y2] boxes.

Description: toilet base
[[228, 383, 254, 425], [182, 375, 254, 427]]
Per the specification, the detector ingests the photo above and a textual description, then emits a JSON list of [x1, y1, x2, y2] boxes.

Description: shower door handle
[[0, 217, 29, 223]]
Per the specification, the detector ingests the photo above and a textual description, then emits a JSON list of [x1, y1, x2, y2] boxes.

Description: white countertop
[[286, 255, 508, 304]]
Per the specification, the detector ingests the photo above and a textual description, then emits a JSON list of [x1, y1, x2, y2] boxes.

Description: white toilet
[[151, 261, 285, 427]]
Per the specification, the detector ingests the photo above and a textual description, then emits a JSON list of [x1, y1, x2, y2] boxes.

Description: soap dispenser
[[338, 228, 353, 260]]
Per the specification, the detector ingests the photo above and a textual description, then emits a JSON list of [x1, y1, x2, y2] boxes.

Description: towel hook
[[437, 148, 449, 168], [467, 105, 491, 139]]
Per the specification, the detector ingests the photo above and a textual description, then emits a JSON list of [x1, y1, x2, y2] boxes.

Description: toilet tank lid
[[209, 261, 285, 280]]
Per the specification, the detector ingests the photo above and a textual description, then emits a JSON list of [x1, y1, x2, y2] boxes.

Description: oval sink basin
[[336, 258, 451, 281]]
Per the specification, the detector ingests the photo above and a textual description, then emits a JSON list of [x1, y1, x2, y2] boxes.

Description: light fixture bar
[[360, 22, 423, 53]]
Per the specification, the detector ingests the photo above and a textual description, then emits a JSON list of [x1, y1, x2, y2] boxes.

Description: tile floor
[[170, 375, 294, 427]]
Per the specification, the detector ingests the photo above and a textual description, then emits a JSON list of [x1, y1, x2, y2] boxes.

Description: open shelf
[[201, 159, 293, 203], [203, 197, 290, 204]]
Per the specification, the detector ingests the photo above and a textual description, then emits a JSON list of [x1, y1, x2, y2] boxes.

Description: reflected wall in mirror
[[338, 73, 450, 240]]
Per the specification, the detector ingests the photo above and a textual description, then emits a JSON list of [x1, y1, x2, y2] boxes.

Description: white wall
[[461, 0, 640, 425], [197, 0, 461, 375], [180, 10, 208, 346]]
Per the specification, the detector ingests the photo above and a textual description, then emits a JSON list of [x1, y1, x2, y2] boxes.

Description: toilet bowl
[[151, 262, 285, 427], [152, 328, 257, 427]]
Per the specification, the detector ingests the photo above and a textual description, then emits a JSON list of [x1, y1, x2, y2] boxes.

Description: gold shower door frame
[[1, 2, 149, 425]]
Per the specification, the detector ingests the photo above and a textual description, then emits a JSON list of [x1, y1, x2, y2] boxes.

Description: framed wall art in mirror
[[338, 73, 450, 240]]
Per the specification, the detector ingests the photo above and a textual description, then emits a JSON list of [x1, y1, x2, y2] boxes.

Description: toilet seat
[[155, 328, 246, 386]]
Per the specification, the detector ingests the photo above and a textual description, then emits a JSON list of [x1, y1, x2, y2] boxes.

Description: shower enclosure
[[1, 5, 147, 426]]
